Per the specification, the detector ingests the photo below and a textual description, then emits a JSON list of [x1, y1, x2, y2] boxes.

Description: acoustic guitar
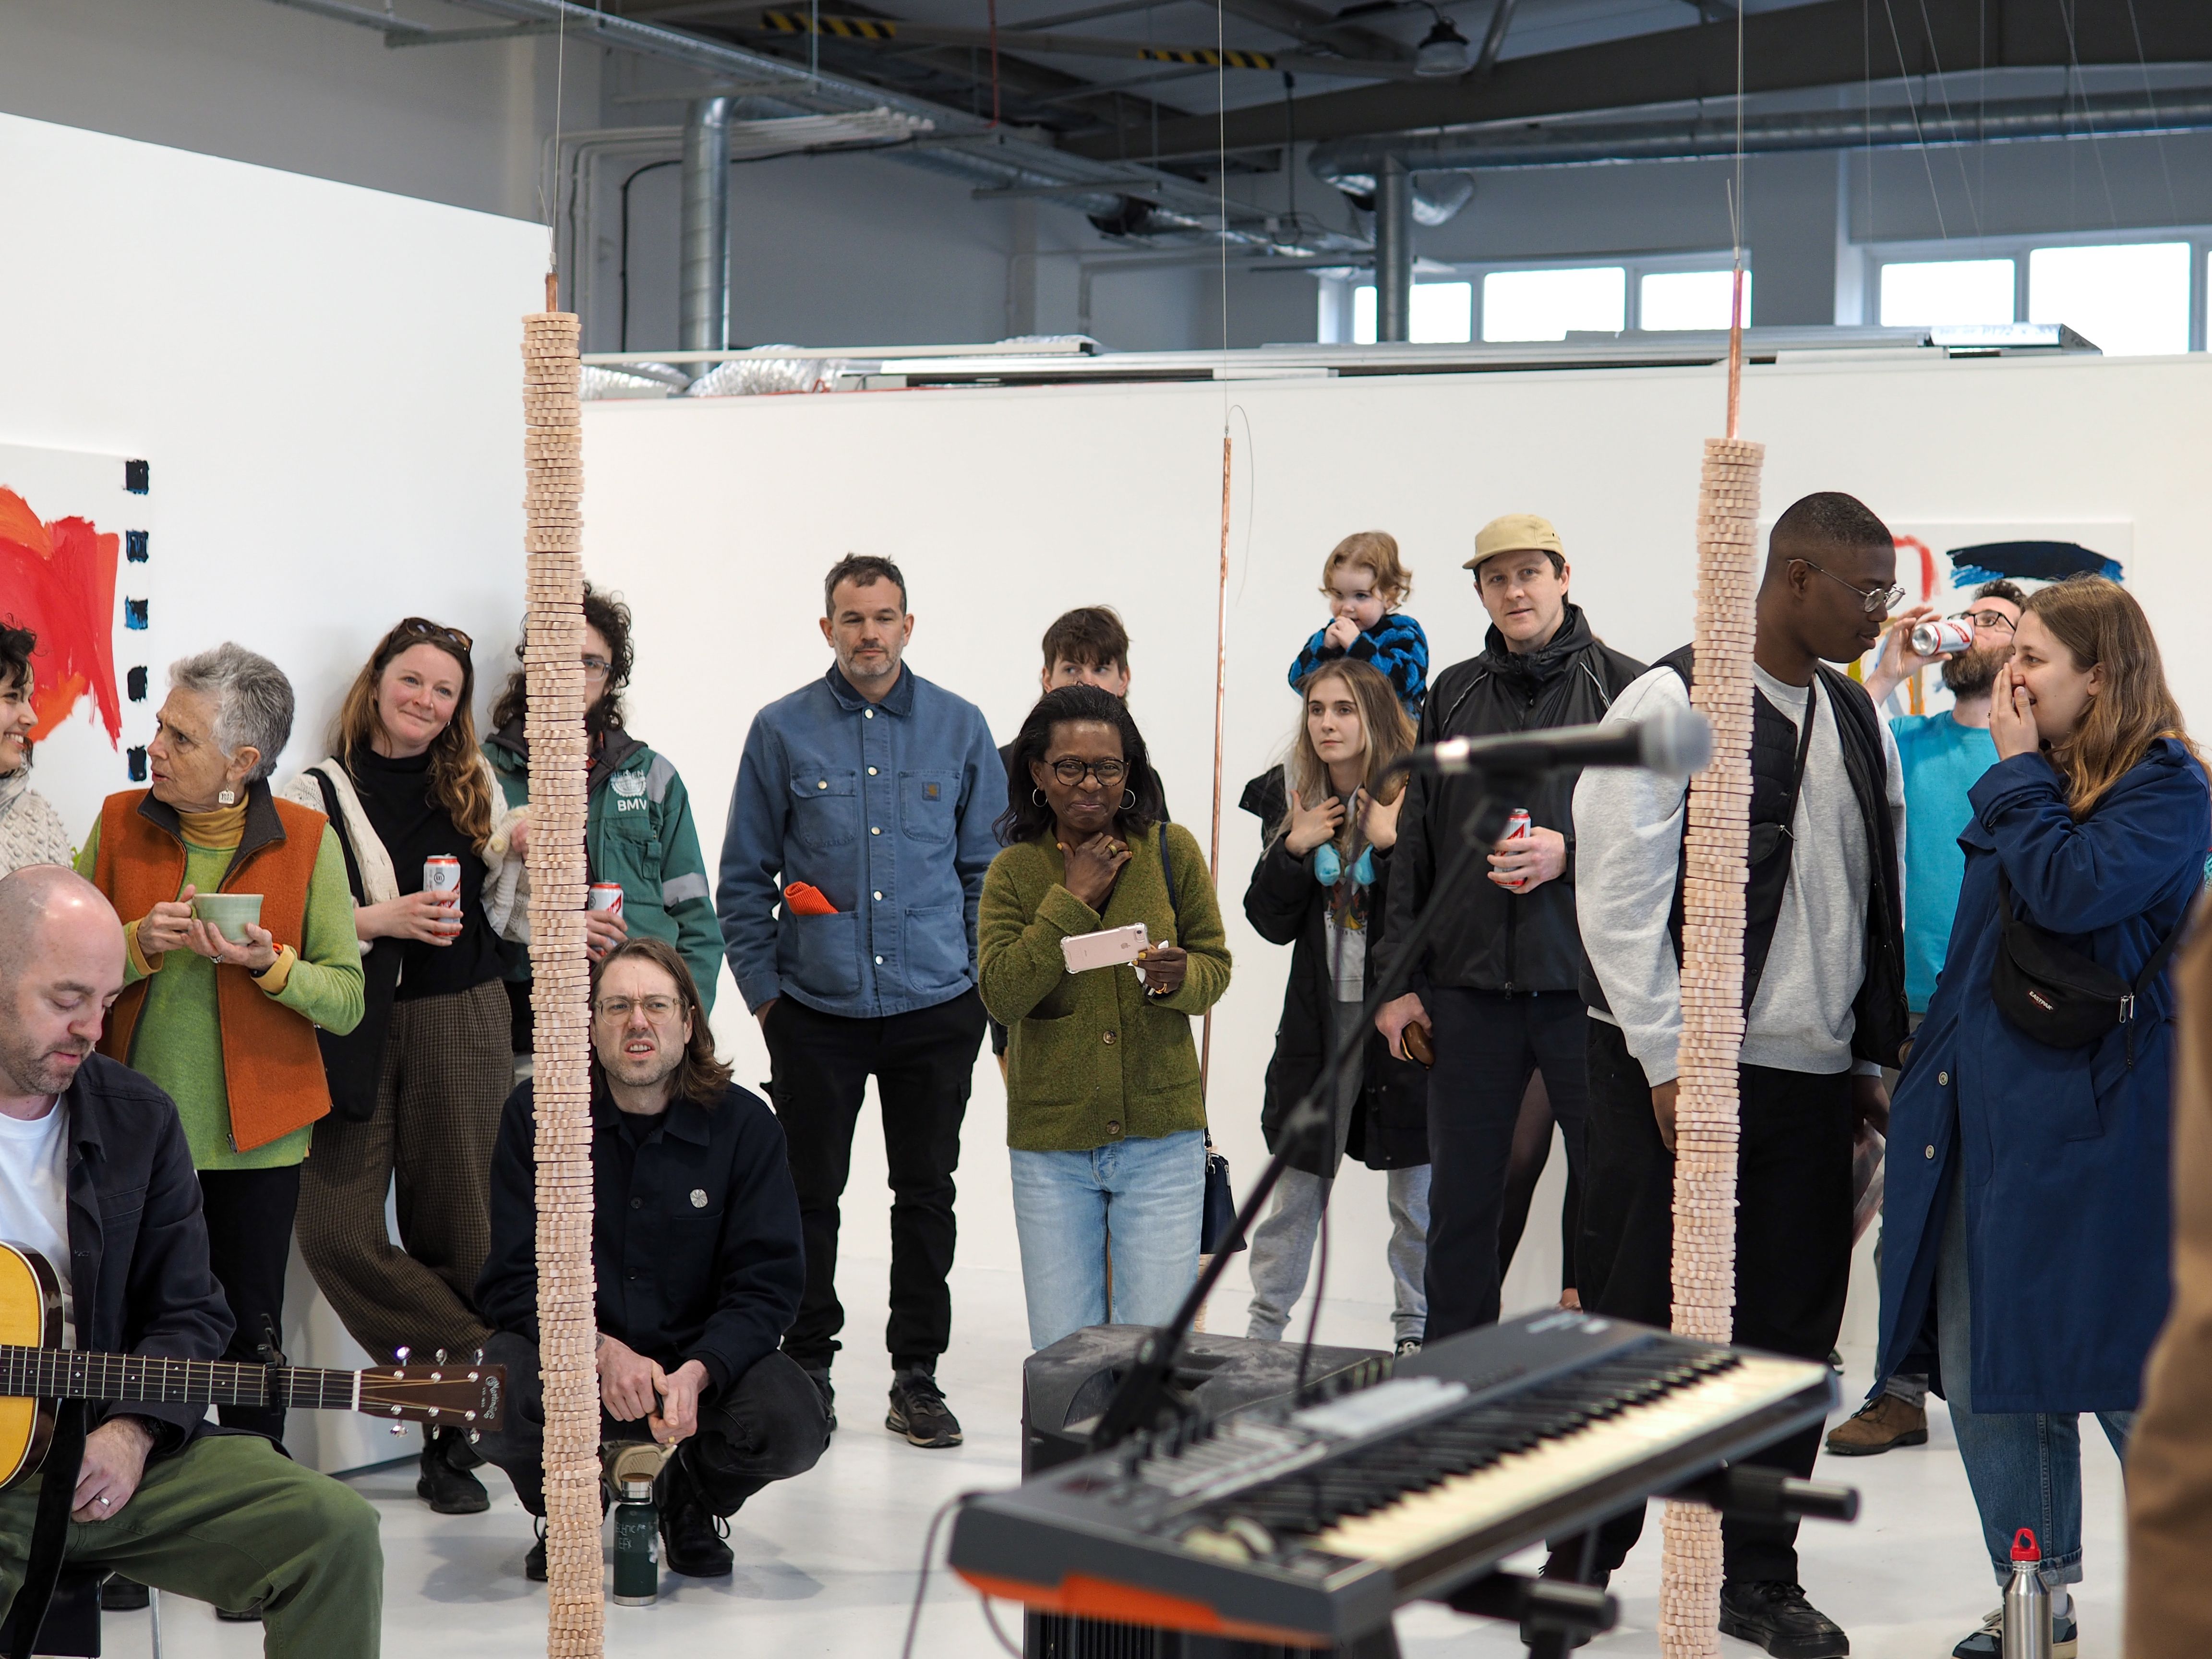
[[0, 1242, 504, 1486]]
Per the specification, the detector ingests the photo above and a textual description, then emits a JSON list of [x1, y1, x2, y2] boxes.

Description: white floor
[[91, 1238, 2129, 1659]]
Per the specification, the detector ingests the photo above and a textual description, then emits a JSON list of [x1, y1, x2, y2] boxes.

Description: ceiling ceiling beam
[[1063, 0, 2212, 160]]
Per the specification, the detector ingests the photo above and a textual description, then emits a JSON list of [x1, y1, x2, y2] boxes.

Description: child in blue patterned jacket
[[1288, 530, 1428, 719]]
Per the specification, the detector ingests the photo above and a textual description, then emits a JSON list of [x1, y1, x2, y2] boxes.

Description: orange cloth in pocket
[[783, 881, 839, 916]]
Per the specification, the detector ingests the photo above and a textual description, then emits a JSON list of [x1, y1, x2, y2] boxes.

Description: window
[[2028, 243, 2191, 356], [1349, 280, 1475, 344], [1639, 268, 1751, 331], [1879, 259, 2016, 327], [1482, 266, 1626, 342]]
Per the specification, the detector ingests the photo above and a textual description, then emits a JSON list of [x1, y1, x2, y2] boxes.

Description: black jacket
[[1242, 769, 1428, 1176], [476, 1079, 805, 1393], [1382, 604, 1647, 994], [59, 1054, 233, 1449]]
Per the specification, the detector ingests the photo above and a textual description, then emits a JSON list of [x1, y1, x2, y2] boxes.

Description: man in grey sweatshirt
[[1561, 493, 1910, 1659]]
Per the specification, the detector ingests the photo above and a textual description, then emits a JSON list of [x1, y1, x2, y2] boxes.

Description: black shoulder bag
[[1158, 821, 1246, 1256], [1990, 866, 2188, 1061]]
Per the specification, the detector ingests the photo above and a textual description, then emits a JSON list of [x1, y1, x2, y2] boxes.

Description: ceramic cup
[[192, 892, 264, 945]]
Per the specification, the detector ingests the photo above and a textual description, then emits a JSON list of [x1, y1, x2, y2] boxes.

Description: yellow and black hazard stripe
[[1135, 44, 1276, 67], [761, 11, 899, 38]]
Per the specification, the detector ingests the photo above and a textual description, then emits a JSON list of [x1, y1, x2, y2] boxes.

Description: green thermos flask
[[611, 1476, 659, 1606]]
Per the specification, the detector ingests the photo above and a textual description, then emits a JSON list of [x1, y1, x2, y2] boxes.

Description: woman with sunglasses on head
[[282, 616, 524, 1515], [483, 583, 721, 1059], [1873, 577, 2208, 1659], [980, 685, 1232, 1351]]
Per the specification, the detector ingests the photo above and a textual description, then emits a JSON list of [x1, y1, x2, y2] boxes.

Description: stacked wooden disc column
[[1656, 434, 1764, 1659], [522, 309, 603, 1659]]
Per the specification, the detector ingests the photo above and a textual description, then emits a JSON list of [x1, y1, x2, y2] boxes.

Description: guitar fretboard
[[0, 1347, 358, 1412]]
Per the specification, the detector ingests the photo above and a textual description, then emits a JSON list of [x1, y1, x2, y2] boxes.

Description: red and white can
[[1911, 617, 1976, 657], [1500, 808, 1533, 892], [423, 855, 462, 911], [587, 882, 625, 918]]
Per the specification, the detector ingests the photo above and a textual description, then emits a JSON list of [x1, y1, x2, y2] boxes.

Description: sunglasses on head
[[391, 617, 474, 656]]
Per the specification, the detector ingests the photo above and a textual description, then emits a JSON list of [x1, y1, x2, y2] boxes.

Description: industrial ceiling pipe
[[1375, 156, 1413, 342], [679, 96, 732, 356], [1310, 85, 2212, 191]]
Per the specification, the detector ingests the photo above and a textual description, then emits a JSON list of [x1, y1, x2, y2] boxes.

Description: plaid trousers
[[297, 977, 512, 1364]]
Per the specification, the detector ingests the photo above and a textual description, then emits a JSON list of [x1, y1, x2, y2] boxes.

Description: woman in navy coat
[[1875, 577, 2207, 1658]]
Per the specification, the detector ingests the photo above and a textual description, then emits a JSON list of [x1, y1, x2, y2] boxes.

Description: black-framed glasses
[[394, 616, 474, 653], [1797, 561, 1905, 616], [1047, 757, 1128, 787], [1959, 608, 2018, 633]]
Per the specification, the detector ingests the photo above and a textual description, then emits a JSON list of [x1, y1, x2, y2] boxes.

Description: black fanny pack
[[1989, 867, 2187, 1059]]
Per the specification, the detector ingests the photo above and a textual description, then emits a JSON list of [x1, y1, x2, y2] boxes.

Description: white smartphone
[[1061, 922, 1148, 974]]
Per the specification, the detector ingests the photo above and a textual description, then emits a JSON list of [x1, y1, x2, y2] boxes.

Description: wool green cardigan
[[979, 821, 1232, 1153]]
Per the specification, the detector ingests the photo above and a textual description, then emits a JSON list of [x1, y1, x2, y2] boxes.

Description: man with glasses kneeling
[[474, 938, 828, 1581]]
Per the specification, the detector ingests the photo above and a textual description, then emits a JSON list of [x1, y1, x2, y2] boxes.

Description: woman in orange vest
[[76, 643, 364, 1460]]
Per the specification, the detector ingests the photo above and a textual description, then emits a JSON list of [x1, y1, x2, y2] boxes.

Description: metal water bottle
[[2002, 1527, 2051, 1659], [611, 1474, 659, 1606]]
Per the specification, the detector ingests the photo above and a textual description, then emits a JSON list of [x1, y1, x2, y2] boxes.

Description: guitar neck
[[0, 1347, 360, 1413]]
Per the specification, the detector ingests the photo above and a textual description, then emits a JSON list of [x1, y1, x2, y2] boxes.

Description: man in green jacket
[[484, 585, 721, 1038]]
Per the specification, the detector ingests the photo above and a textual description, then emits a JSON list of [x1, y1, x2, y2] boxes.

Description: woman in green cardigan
[[979, 685, 1231, 1351]]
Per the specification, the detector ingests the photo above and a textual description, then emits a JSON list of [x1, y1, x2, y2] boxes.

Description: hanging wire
[[1877, 0, 1948, 240], [2123, 0, 2182, 225], [1907, 0, 1984, 235], [2053, 0, 2119, 228], [544, 0, 572, 292]]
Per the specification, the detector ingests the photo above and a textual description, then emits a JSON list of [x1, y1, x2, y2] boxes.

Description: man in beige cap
[[1375, 513, 1645, 1345]]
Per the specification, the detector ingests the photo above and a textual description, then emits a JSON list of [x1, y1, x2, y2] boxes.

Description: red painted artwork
[[0, 486, 122, 745]]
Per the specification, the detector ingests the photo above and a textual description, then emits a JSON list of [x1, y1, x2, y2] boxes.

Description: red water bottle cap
[[2011, 1527, 2041, 1563]]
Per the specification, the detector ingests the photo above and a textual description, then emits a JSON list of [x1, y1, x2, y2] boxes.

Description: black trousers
[[1422, 988, 1593, 1343], [477, 1332, 829, 1516], [196, 1165, 301, 1444], [1564, 1015, 1856, 1586], [762, 989, 985, 1371]]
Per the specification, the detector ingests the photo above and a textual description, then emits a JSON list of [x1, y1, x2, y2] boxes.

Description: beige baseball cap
[[1465, 513, 1565, 570]]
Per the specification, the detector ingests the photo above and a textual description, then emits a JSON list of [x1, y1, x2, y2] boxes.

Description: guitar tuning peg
[[473, 1347, 485, 1365], [435, 1348, 448, 1364], [395, 1346, 412, 1365], [467, 1430, 481, 1445], [391, 1422, 407, 1436]]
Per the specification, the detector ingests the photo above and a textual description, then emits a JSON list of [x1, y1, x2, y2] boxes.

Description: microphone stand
[[1087, 769, 1535, 1453]]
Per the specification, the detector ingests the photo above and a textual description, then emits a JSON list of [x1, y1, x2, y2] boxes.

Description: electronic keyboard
[[950, 1310, 1836, 1647]]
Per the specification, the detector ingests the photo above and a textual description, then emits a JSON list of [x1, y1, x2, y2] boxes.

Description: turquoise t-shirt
[[1892, 711, 1999, 1012]]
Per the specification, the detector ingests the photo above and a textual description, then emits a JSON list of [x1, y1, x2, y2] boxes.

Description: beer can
[[1911, 617, 1975, 657], [1501, 808, 1533, 892], [423, 855, 462, 912], [588, 882, 625, 918]]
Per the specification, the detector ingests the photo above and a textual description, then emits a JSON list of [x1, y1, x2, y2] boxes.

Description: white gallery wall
[[0, 108, 545, 1470], [583, 347, 2212, 1350]]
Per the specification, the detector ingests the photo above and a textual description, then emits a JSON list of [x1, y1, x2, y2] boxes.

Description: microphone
[[1403, 706, 1713, 780]]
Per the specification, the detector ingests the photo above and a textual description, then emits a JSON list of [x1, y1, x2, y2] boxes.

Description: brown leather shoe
[[1823, 1392, 1927, 1456]]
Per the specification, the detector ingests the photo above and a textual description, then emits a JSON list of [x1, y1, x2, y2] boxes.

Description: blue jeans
[[1938, 1171, 2133, 1588], [1010, 1130, 1206, 1351]]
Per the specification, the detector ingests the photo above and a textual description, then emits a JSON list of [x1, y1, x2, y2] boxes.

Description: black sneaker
[[1395, 1338, 1423, 1358], [417, 1424, 490, 1515], [887, 1367, 962, 1448], [99, 1576, 150, 1612], [1718, 1581, 1850, 1659], [659, 1455, 735, 1578], [797, 1360, 837, 1434], [1951, 1604, 2079, 1658], [524, 1520, 548, 1583]]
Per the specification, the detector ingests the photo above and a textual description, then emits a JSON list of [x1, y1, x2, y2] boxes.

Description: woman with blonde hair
[[1873, 577, 2208, 1659], [283, 616, 523, 1515], [1239, 658, 1431, 1353]]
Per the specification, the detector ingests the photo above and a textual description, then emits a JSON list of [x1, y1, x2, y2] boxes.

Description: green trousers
[[0, 1432, 381, 1658]]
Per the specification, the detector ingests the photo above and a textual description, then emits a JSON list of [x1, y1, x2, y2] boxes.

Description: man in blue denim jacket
[[718, 554, 1004, 1450]]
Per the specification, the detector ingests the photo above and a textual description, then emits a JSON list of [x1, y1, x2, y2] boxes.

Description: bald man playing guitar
[[0, 866, 380, 1657]]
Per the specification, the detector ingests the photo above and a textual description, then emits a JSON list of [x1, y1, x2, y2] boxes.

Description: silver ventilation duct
[[1311, 86, 2212, 191], [678, 98, 732, 355]]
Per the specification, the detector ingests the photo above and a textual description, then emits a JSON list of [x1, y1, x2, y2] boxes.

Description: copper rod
[[1725, 260, 1745, 441]]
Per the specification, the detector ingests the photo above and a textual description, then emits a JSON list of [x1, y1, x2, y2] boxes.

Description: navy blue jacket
[[718, 664, 1006, 1019], [59, 1053, 232, 1450], [1877, 739, 2209, 1413], [476, 1079, 804, 1393]]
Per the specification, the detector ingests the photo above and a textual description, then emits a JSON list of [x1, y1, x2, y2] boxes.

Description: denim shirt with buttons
[[719, 664, 1007, 1019]]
